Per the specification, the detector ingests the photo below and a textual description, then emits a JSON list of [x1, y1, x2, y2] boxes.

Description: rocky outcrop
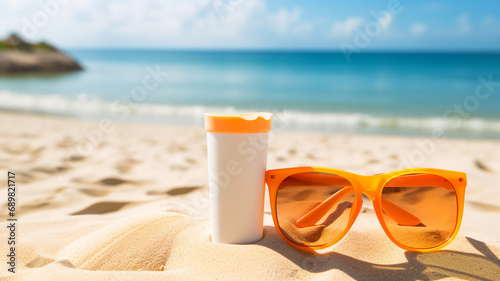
[[0, 33, 83, 74]]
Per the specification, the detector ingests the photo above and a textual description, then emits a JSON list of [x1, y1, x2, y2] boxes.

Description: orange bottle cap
[[205, 112, 272, 134]]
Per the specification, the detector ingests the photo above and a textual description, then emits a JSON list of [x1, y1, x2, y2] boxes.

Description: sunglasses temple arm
[[295, 186, 421, 228], [380, 198, 421, 226], [295, 186, 353, 228]]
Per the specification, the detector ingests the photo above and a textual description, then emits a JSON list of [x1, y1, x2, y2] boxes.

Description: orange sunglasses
[[265, 167, 467, 252]]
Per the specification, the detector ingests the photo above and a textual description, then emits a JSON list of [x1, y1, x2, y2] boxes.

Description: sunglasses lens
[[276, 172, 355, 247], [381, 173, 458, 249]]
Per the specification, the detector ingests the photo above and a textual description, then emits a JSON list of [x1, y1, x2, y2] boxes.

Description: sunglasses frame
[[265, 167, 467, 252]]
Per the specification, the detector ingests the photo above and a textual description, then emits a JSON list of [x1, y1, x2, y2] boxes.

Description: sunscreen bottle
[[205, 113, 272, 244]]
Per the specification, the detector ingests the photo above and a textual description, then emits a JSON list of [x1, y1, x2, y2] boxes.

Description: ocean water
[[0, 50, 499, 138]]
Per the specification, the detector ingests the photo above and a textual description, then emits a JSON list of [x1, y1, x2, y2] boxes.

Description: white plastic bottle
[[205, 113, 272, 244]]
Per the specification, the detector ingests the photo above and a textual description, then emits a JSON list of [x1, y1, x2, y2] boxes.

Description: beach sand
[[1, 111, 499, 280]]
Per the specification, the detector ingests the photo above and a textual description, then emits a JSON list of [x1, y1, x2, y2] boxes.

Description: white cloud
[[480, 15, 500, 36], [377, 12, 393, 29], [457, 14, 471, 34], [330, 12, 394, 39], [410, 23, 427, 35], [331, 17, 364, 37], [270, 8, 311, 35], [422, 2, 448, 12], [0, 1, 497, 50], [273, 8, 300, 34], [0, 0, 313, 48], [482, 15, 496, 27]]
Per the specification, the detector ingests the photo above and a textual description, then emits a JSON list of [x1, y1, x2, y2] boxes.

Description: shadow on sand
[[257, 226, 500, 281]]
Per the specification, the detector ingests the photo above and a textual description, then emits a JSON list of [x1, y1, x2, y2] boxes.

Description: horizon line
[[63, 47, 500, 54]]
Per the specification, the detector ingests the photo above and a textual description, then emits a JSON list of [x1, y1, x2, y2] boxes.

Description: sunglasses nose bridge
[[356, 175, 379, 201]]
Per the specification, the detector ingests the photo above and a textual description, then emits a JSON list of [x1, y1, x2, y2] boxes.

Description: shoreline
[[1, 108, 500, 141]]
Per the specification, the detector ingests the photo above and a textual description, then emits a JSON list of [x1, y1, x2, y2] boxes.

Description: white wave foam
[[1, 91, 500, 134], [281, 110, 500, 133]]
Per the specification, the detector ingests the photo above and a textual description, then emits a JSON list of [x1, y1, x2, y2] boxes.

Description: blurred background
[[0, 0, 499, 138]]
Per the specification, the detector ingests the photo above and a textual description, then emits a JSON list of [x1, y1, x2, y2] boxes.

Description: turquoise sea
[[0, 50, 499, 138]]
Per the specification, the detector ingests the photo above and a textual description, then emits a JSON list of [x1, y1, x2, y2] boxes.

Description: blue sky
[[1, 0, 499, 50]]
